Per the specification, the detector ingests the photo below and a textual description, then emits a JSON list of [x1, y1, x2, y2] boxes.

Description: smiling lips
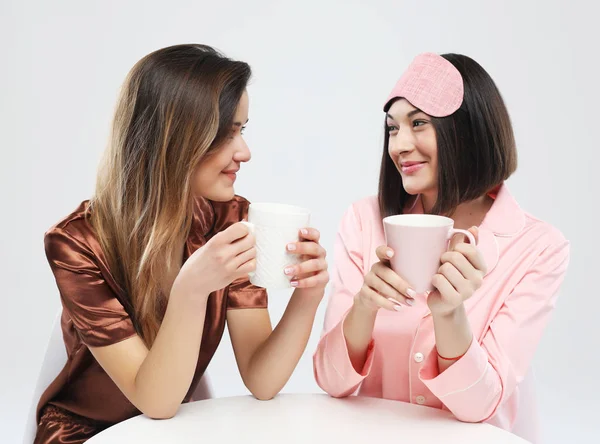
[[222, 168, 239, 182], [400, 161, 426, 174]]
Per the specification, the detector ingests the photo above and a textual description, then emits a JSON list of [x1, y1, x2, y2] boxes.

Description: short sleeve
[[227, 277, 268, 309], [44, 227, 137, 347]]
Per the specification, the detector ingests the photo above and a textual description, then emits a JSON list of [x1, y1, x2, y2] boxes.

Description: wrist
[[430, 302, 466, 321], [352, 295, 378, 320], [289, 288, 323, 313], [170, 279, 210, 311], [292, 286, 325, 303]]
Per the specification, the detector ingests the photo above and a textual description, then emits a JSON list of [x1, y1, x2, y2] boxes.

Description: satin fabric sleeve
[[44, 227, 136, 347]]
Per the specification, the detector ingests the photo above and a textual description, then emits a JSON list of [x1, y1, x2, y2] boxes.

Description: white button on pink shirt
[[313, 185, 569, 443]]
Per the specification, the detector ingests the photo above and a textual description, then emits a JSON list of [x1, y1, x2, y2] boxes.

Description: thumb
[[376, 245, 394, 263]]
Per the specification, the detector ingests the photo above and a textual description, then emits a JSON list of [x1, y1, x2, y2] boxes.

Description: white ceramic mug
[[241, 203, 311, 289], [383, 214, 476, 293]]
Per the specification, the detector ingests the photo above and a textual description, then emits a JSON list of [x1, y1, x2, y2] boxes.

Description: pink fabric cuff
[[324, 312, 375, 386], [419, 338, 488, 397]]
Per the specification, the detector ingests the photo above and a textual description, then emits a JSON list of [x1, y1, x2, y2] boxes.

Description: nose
[[388, 126, 416, 158], [233, 136, 251, 163]]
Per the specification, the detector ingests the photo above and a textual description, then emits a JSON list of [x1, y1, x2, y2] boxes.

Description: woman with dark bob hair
[[314, 53, 569, 443]]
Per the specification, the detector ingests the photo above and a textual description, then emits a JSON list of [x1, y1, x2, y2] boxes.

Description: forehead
[[386, 98, 426, 120]]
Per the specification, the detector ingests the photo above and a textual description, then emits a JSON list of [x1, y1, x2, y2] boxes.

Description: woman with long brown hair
[[36, 44, 329, 443]]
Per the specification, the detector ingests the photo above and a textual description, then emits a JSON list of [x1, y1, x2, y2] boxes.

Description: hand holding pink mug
[[383, 214, 476, 294]]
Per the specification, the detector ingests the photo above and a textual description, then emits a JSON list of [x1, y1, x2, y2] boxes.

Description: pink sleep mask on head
[[384, 52, 464, 117]]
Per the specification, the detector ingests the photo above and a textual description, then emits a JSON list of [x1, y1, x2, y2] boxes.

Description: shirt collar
[[185, 197, 216, 259], [479, 183, 526, 236], [405, 183, 524, 277], [406, 183, 525, 237]]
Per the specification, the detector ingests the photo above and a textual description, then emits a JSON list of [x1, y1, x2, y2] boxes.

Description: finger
[[360, 285, 402, 312], [375, 245, 394, 263], [218, 222, 252, 243], [233, 246, 256, 269], [365, 272, 413, 306], [365, 272, 400, 300], [284, 258, 327, 277], [373, 262, 416, 299], [235, 258, 256, 277], [287, 241, 325, 258], [438, 262, 471, 295], [291, 271, 329, 289], [440, 251, 477, 280], [452, 243, 487, 274], [230, 232, 256, 256], [431, 273, 462, 307], [299, 227, 321, 242], [448, 232, 468, 251]]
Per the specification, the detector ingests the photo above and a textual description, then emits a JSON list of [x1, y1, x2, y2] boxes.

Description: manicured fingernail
[[406, 288, 417, 298], [386, 249, 394, 258], [291, 281, 299, 287], [405, 298, 415, 306], [284, 267, 294, 275], [287, 243, 296, 251], [301, 228, 309, 236], [393, 305, 402, 311], [387, 297, 402, 306]]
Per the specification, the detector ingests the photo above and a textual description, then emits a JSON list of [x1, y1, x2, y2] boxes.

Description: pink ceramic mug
[[383, 214, 476, 293]]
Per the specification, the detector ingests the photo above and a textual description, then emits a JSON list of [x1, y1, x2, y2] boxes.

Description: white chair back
[[22, 310, 67, 444], [22, 310, 214, 443]]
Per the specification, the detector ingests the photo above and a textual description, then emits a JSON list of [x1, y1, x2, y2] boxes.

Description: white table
[[88, 394, 529, 443]]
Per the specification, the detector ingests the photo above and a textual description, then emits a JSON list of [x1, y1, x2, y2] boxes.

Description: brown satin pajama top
[[34, 195, 267, 443]]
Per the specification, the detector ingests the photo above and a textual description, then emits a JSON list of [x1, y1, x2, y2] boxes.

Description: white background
[[1, 0, 599, 442]]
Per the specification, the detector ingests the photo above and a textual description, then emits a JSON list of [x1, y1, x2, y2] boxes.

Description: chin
[[213, 189, 236, 202], [401, 180, 433, 196], [401, 182, 424, 195], [197, 187, 235, 202]]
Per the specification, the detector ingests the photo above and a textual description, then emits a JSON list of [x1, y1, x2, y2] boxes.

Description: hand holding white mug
[[241, 202, 312, 289], [173, 222, 256, 299], [283, 227, 329, 291]]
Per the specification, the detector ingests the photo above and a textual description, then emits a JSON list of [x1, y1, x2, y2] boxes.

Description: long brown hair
[[379, 53, 517, 218], [89, 44, 251, 346]]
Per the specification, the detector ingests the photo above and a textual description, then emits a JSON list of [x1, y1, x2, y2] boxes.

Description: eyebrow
[[232, 119, 249, 127], [386, 109, 424, 121]]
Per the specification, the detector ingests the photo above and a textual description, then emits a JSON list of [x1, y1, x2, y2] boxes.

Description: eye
[[387, 123, 398, 134], [413, 120, 427, 127], [229, 126, 246, 139]]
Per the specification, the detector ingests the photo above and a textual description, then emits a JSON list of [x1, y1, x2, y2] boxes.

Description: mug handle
[[447, 228, 476, 246], [239, 221, 256, 278]]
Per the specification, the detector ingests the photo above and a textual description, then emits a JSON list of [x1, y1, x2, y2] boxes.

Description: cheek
[[423, 132, 438, 156], [416, 133, 437, 166], [197, 151, 227, 178], [193, 160, 218, 189], [387, 137, 397, 158]]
